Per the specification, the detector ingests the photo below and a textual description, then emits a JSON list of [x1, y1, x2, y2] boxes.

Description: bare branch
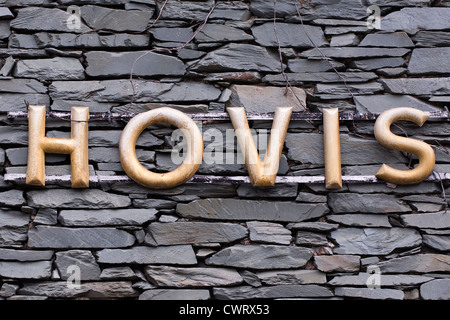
[[273, 0, 308, 111]]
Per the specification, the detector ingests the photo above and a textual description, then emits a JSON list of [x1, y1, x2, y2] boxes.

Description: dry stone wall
[[0, 0, 450, 300]]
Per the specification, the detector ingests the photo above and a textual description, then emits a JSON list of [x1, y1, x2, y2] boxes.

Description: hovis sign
[[24, 106, 436, 190]]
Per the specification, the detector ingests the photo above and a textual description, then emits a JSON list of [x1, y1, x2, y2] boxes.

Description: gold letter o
[[119, 107, 203, 189]]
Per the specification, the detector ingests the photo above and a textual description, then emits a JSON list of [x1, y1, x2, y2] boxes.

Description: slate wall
[[0, 0, 449, 300]]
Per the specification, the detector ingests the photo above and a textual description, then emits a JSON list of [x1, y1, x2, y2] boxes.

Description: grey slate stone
[[354, 94, 439, 113], [206, 244, 314, 270], [96, 245, 197, 265], [59, 209, 157, 227], [263, 72, 377, 85], [327, 214, 391, 228], [6, 164, 95, 176], [0, 190, 26, 207], [139, 289, 210, 300], [287, 222, 338, 232], [314, 82, 384, 97], [132, 199, 177, 209], [6, 148, 65, 166], [330, 33, 360, 47], [85, 51, 185, 78], [27, 189, 131, 209], [330, 228, 421, 255], [0, 283, 19, 298], [237, 184, 298, 199], [86, 130, 162, 148], [10, 7, 92, 33], [412, 31, 450, 47], [408, 48, 450, 75], [295, 193, 328, 203], [49, 80, 221, 103], [100, 267, 137, 280], [55, 250, 101, 281], [366, 0, 431, 6], [334, 287, 404, 300], [227, 84, 306, 112], [0, 56, 14, 77], [213, 284, 333, 300], [34, 208, 58, 225], [158, 0, 215, 21], [328, 193, 411, 214], [288, 59, 345, 73], [144, 222, 247, 246], [0, 78, 46, 94], [256, 270, 327, 285], [410, 202, 444, 213], [247, 221, 292, 245], [112, 102, 208, 114], [0, 7, 13, 19], [80, 5, 152, 32], [196, 24, 254, 43], [0, 93, 50, 112], [251, 0, 369, 20], [381, 78, 450, 96], [7, 295, 48, 300], [420, 279, 450, 300], [144, 265, 243, 287], [401, 212, 450, 230], [0, 248, 53, 262], [329, 273, 433, 287], [0, 21, 10, 40], [286, 133, 405, 166], [324, 26, 369, 36], [377, 67, 407, 77], [377, 254, 450, 273], [0, 261, 52, 279], [301, 47, 410, 59], [203, 71, 262, 83], [150, 27, 193, 43], [380, 8, 450, 34], [238, 270, 261, 287], [314, 255, 360, 273], [423, 234, 450, 251], [18, 281, 138, 299], [210, 1, 251, 20], [14, 57, 85, 81], [190, 43, 283, 73], [252, 23, 327, 48], [177, 199, 329, 222], [359, 32, 414, 48], [296, 231, 328, 246], [10, 33, 150, 49], [0, 211, 29, 246], [28, 226, 135, 249], [349, 57, 405, 71], [346, 183, 441, 196]]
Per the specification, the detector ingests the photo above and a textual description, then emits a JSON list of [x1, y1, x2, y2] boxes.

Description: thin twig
[[273, 0, 307, 111], [433, 171, 448, 213], [127, 2, 219, 110], [433, 140, 450, 157], [293, 1, 358, 103], [393, 123, 413, 168], [141, 0, 169, 33]]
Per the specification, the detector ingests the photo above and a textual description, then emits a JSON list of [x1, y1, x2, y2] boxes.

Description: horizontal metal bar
[[4, 173, 450, 185], [7, 111, 450, 121]]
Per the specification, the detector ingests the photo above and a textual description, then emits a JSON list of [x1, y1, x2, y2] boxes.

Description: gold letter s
[[374, 107, 435, 185]]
